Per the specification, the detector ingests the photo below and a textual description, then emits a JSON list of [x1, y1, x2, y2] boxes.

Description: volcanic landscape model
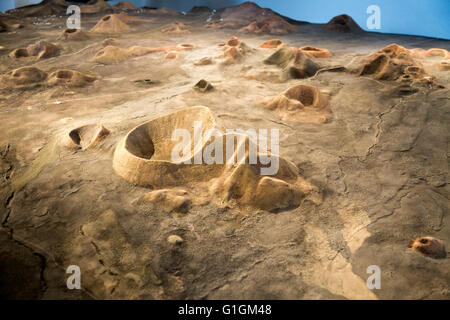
[[0, 1, 449, 299]]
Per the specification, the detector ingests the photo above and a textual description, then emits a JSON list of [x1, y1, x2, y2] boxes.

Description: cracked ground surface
[[0, 9, 449, 299]]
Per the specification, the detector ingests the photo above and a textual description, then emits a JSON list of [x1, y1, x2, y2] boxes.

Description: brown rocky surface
[[8, 0, 68, 17]]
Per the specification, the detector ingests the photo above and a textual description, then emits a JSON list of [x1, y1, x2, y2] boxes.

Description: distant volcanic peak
[[12, 0, 68, 17], [153, 7, 181, 16], [219, 1, 279, 27], [187, 6, 213, 15], [228, 1, 277, 16], [240, 16, 294, 35], [235, 1, 263, 9], [325, 14, 363, 33]]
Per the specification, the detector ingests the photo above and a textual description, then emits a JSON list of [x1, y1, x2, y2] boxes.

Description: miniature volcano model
[[0, 1, 448, 301]]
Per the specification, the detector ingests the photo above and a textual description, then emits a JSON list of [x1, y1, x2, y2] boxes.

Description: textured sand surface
[[0, 3, 449, 299]]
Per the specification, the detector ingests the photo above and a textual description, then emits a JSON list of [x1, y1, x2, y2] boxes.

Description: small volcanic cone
[[9, 48, 29, 59], [264, 46, 319, 79], [300, 46, 332, 58], [409, 237, 446, 259], [221, 36, 252, 64], [112, 106, 321, 211], [325, 14, 363, 33], [0, 66, 48, 89], [47, 69, 96, 87], [262, 84, 331, 123], [355, 44, 436, 87], [92, 45, 134, 64], [259, 39, 283, 49], [63, 124, 110, 150], [9, 41, 60, 60], [90, 14, 131, 34], [0, 19, 21, 32], [58, 28, 89, 41]]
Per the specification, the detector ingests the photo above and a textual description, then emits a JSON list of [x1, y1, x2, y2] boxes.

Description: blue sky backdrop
[[1, 0, 449, 39]]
